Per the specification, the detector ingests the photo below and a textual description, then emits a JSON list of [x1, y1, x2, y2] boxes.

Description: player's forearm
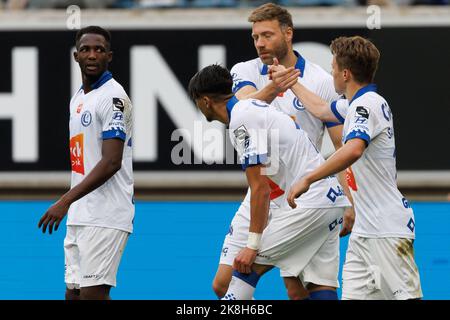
[[60, 157, 122, 205], [238, 84, 279, 104], [305, 143, 362, 186], [291, 83, 336, 122], [249, 185, 271, 233]]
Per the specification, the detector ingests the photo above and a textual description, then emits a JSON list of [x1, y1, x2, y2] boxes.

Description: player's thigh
[[343, 236, 422, 300], [369, 238, 422, 300], [77, 226, 129, 288], [301, 220, 340, 289], [258, 207, 342, 277]]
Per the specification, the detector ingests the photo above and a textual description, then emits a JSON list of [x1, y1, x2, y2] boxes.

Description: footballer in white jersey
[[68, 72, 134, 233], [287, 36, 422, 300], [212, 3, 354, 300], [231, 51, 340, 149], [189, 64, 350, 300], [38, 26, 134, 300]]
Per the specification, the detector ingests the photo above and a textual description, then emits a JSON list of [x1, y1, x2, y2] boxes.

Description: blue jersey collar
[[81, 71, 113, 92], [226, 95, 239, 121], [349, 84, 377, 104], [260, 51, 305, 78]]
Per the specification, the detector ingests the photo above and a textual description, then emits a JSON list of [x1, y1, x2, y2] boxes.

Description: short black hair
[[75, 26, 111, 50], [188, 64, 233, 101]]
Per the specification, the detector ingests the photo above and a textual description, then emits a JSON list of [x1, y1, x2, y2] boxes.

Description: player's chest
[[70, 96, 99, 132]]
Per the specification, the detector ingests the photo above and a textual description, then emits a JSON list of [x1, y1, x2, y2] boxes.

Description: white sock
[[221, 271, 260, 300]]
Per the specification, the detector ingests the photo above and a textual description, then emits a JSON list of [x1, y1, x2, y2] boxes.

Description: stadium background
[[0, 4, 449, 299]]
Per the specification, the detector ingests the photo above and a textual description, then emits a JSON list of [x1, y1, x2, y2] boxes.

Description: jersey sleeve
[[329, 97, 348, 125], [344, 103, 380, 146], [97, 93, 131, 142], [230, 101, 269, 170], [230, 62, 258, 94]]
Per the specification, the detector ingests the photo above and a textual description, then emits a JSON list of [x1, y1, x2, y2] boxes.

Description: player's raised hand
[[38, 199, 70, 234], [269, 59, 300, 93], [268, 57, 285, 75], [233, 247, 257, 274], [287, 178, 311, 209], [339, 207, 355, 237]]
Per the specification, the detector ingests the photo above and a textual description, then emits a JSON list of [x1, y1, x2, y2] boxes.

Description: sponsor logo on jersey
[[112, 97, 125, 112], [356, 106, 370, 119], [354, 116, 368, 124], [70, 133, 84, 175], [81, 110, 92, 127], [76, 103, 83, 114], [233, 125, 250, 153], [293, 97, 305, 111], [112, 111, 124, 121], [407, 218, 415, 232], [326, 185, 345, 202]]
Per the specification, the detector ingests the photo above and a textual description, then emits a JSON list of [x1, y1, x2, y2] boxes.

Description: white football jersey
[[231, 51, 340, 148], [231, 52, 341, 209], [67, 71, 134, 233], [227, 96, 350, 210], [330, 84, 416, 238]]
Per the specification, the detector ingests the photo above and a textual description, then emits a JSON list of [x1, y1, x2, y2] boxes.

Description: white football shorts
[[64, 225, 129, 289], [219, 204, 343, 287], [341, 235, 423, 300]]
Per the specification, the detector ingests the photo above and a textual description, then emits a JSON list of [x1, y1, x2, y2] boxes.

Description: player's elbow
[[317, 105, 331, 121], [107, 156, 123, 173], [349, 146, 364, 162]]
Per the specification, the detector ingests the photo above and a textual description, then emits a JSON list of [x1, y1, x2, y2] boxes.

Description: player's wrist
[[246, 232, 262, 250]]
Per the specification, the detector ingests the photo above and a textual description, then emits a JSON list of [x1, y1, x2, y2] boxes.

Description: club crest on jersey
[[81, 111, 92, 127], [356, 106, 370, 119], [293, 98, 305, 111], [113, 98, 125, 112]]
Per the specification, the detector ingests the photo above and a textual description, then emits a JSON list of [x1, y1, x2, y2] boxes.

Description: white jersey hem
[[66, 222, 132, 234], [351, 231, 415, 239]]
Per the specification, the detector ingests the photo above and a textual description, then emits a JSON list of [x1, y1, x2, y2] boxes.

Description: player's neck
[[279, 50, 297, 68], [81, 73, 103, 94], [345, 82, 369, 102], [216, 103, 229, 124]]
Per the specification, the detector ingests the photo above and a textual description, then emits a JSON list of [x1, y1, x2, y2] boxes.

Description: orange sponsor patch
[[70, 134, 84, 175], [76, 103, 83, 114], [346, 167, 357, 191]]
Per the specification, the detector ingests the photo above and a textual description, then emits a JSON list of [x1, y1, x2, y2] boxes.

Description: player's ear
[[107, 50, 113, 63], [73, 51, 79, 63], [343, 69, 350, 82], [284, 27, 293, 42], [203, 96, 211, 108]]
